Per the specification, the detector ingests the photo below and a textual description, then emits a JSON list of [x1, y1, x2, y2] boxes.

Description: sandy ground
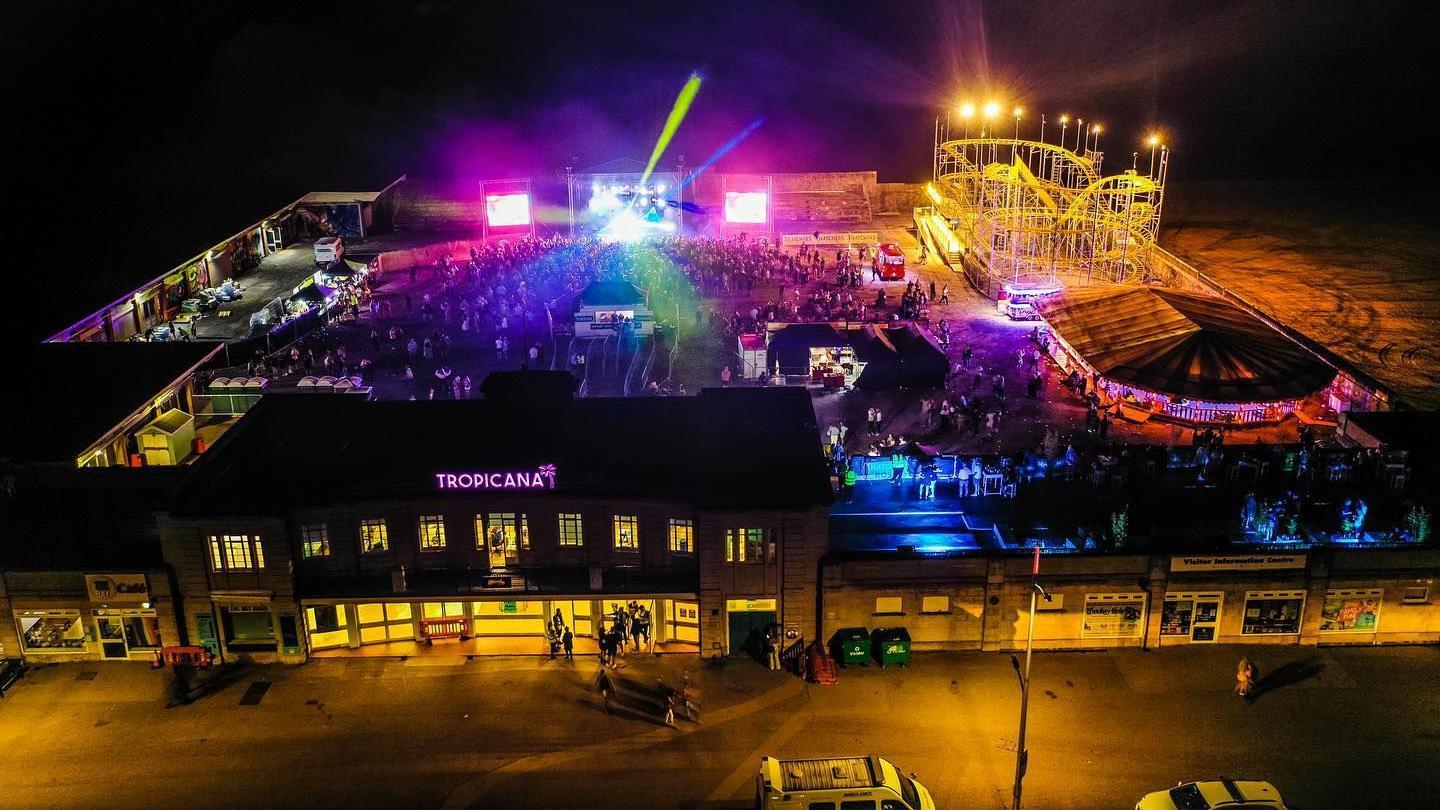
[[1163, 182, 1440, 409]]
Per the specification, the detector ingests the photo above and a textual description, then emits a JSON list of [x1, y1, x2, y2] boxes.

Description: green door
[[195, 614, 219, 657], [727, 610, 776, 660]]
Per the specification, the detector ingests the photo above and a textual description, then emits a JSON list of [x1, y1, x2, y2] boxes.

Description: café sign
[[435, 464, 557, 491], [85, 573, 150, 604], [1170, 554, 1306, 572]]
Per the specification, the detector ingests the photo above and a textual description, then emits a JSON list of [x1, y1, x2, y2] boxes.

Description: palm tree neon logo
[[435, 465, 557, 490]]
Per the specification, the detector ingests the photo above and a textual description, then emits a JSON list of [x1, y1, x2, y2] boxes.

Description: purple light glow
[[435, 465, 557, 490]]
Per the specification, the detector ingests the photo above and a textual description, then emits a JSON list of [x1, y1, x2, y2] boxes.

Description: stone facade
[[821, 548, 1440, 653]]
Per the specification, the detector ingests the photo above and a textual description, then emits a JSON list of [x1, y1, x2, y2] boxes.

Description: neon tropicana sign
[[435, 465, 557, 490]]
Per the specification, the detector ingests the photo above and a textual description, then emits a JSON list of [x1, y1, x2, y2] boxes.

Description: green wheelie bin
[[872, 627, 912, 668], [831, 627, 871, 668]]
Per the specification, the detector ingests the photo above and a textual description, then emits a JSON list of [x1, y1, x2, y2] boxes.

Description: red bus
[[876, 243, 906, 280]]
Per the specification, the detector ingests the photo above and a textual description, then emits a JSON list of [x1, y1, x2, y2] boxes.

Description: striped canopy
[[1034, 285, 1334, 402]]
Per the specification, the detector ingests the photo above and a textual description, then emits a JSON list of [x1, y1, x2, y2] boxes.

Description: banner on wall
[[780, 231, 880, 247], [1081, 594, 1146, 638], [1319, 590, 1382, 633]]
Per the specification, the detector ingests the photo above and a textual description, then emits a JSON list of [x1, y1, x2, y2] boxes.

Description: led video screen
[[724, 191, 768, 224], [485, 193, 532, 228]]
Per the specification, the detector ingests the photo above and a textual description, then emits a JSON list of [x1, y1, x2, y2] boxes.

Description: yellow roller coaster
[[929, 137, 1169, 295]]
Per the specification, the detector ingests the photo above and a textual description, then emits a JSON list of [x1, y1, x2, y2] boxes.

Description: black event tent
[[765, 322, 947, 391]]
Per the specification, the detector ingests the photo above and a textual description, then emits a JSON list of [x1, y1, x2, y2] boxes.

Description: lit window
[[301, 524, 330, 558], [558, 513, 584, 547], [668, 519, 694, 554], [725, 528, 766, 563], [875, 596, 903, 614], [207, 534, 264, 571], [613, 515, 639, 550], [482, 513, 530, 554], [921, 595, 950, 614], [418, 515, 447, 551], [359, 519, 389, 554]]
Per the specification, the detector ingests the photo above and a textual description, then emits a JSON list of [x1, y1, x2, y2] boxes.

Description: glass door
[[96, 616, 128, 659], [1190, 598, 1221, 643]]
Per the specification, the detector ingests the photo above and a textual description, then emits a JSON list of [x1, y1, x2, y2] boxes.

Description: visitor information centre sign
[[435, 465, 557, 491], [1170, 554, 1306, 572]]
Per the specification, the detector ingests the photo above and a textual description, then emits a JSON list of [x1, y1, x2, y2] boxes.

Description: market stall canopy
[[1034, 285, 1335, 402]]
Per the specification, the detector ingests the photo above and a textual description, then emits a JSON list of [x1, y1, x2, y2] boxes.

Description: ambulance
[[756, 755, 935, 810]]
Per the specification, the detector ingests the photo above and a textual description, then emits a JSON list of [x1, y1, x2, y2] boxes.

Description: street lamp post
[[1012, 546, 1049, 810]]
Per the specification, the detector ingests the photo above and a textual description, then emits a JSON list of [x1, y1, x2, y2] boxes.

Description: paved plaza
[[2, 645, 1436, 809]]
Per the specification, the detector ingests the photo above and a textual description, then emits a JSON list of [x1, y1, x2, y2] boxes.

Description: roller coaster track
[[934, 137, 1166, 286]]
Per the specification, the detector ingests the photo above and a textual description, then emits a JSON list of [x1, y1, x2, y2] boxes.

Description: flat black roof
[[2, 341, 223, 464], [0, 466, 180, 569], [172, 384, 832, 514]]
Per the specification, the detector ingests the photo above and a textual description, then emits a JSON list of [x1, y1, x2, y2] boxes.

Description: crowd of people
[[597, 600, 654, 667], [250, 231, 939, 401]]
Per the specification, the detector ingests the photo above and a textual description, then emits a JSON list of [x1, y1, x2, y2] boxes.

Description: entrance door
[[195, 614, 220, 658], [1190, 598, 1221, 643], [727, 610, 776, 660], [96, 617, 128, 659], [263, 226, 285, 254]]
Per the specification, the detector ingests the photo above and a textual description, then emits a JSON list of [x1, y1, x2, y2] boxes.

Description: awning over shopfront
[[1034, 285, 1335, 403]]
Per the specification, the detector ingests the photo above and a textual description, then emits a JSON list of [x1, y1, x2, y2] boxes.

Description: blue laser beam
[[680, 116, 767, 188]]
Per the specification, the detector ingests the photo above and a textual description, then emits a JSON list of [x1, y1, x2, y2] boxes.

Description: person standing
[[562, 626, 574, 661], [1236, 657, 1256, 698]]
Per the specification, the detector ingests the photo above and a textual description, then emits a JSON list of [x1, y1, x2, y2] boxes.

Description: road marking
[[440, 672, 803, 810], [703, 691, 811, 803]]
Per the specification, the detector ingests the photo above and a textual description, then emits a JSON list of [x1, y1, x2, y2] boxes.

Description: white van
[[756, 755, 935, 810], [314, 236, 345, 265]]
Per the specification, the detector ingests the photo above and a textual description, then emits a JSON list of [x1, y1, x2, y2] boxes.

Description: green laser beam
[[640, 73, 702, 184]]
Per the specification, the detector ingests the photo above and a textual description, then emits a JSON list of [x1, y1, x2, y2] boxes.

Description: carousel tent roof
[[1034, 285, 1335, 402]]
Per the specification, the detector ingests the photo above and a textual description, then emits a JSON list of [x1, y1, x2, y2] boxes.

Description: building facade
[[820, 548, 1440, 653], [156, 380, 833, 664]]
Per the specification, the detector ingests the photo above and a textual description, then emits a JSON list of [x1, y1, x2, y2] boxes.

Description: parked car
[[1137, 778, 1286, 810]]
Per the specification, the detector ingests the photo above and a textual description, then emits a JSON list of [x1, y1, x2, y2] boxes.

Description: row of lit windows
[[208, 534, 266, 572], [297, 515, 700, 557]]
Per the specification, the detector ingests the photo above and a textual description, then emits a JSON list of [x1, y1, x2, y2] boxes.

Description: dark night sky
[[4, 0, 1431, 341]]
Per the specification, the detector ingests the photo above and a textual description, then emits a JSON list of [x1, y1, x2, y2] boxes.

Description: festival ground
[[242, 216, 1302, 460]]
